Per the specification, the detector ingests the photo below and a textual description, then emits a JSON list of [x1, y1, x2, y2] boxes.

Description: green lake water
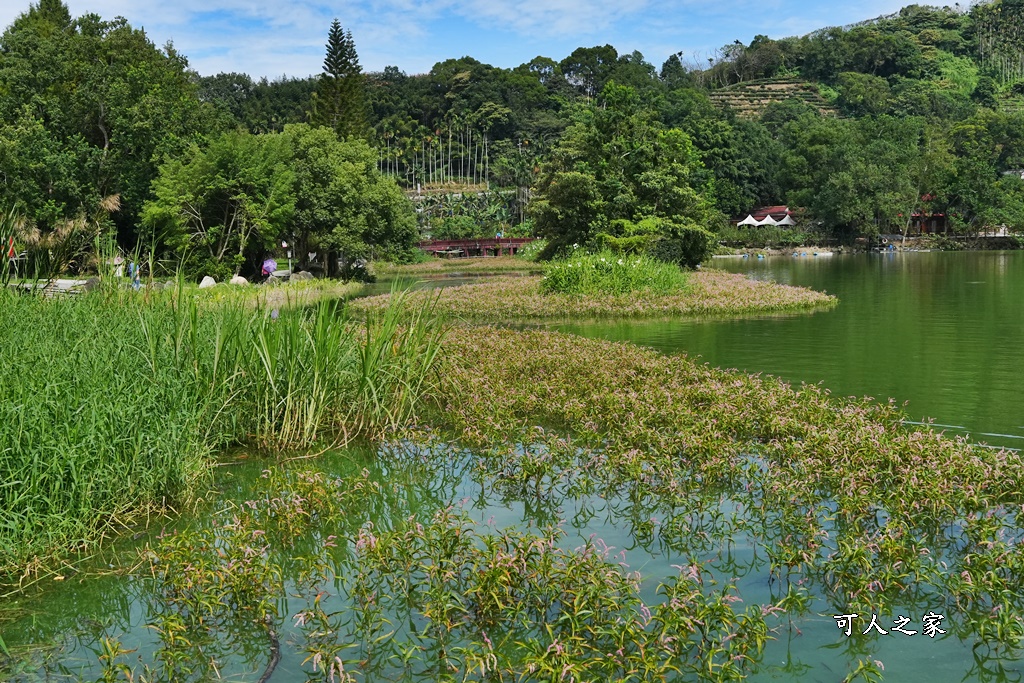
[[554, 251, 1024, 452], [3, 252, 1024, 682]]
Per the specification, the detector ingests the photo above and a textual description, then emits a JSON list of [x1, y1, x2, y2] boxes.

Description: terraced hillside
[[708, 78, 839, 118], [998, 93, 1024, 115]]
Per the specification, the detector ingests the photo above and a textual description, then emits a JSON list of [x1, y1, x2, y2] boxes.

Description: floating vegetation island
[[350, 270, 837, 321]]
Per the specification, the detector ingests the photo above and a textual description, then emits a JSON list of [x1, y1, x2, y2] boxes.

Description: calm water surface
[[553, 251, 1024, 451]]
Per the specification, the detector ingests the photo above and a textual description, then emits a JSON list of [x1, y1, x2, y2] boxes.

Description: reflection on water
[[551, 252, 1024, 451], [3, 434, 1024, 682]]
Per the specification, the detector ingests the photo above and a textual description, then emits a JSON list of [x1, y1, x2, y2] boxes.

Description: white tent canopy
[[776, 214, 797, 226], [755, 215, 779, 226], [737, 214, 758, 226]]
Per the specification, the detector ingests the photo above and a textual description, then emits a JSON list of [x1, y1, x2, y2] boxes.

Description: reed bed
[[0, 285, 444, 583], [351, 270, 836, 320]]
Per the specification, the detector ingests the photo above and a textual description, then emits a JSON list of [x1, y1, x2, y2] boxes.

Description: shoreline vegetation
[[351, 270, 837, 320], [8, 309, 1023, 680], [0, 267, 831, 589], [0, 284, 443, 583], [373, 256, 544, 277], [3, 273, 1024, 680]]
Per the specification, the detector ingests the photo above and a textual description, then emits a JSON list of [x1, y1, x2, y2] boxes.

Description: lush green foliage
[[142, 125, 416, 277], [0, 0, 209, 234], [6, 0, 1024, 273], [419, 190, 526, 239], [541, 250, 688, 296], [531, 84, 721, 263], [285, 124, 418, 265], [0, 286, 444, 580], [142, 131, 295, 279], [309, 19, 368, 139]]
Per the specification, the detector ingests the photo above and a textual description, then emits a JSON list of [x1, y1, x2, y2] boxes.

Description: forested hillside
[[3, 0, 1024, 275]]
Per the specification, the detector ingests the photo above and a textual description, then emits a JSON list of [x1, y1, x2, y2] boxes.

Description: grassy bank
[[374, 256, 543, 276], [142, 277, 364, 310], [0, 285, 443, 583], [351, 270, 836, 320]]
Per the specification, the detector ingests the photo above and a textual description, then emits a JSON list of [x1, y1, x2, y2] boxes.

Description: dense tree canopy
[[142, 131, 295, 279], [531, 84, 719, 266], [142, 126, 415, 278], [4, 0, 1024, 274], [0, 0, 209, 238]]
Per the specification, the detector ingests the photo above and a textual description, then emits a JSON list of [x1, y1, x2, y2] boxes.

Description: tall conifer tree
[[310, 19, 368, 139]]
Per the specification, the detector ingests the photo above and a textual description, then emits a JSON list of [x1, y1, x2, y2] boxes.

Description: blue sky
[[2, 0, 930, 78]]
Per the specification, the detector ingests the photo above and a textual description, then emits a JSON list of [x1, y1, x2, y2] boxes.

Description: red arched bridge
[[418, 238, 536, 258]]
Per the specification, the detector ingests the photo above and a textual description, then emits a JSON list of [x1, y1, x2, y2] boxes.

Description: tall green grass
[[0, 284, 444, 581], [541, 250, 688, 296]]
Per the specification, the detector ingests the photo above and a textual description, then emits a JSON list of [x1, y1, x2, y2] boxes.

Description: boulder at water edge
[[199, 276, 217, 289], [291, 271, 313, 282], [229, 275, 249, 286], [83, 276, 101, 292], [265, 275, 281, 286]]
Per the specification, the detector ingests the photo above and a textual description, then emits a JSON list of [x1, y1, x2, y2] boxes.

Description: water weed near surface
[[436, 328, 1024, 659], [351, 270, 836, 320], [7, 458, 777, 683], [0, 285, 444, 584]]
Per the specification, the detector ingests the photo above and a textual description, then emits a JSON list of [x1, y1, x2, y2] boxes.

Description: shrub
[[648, 225, 717, 269], [515, 238, 547, 261], [540, 251, 688, 296], [431, 215, 478, 240], [716, 225, 814, 248]]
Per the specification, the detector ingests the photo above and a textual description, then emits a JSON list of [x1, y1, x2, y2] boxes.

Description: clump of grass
[[514, 238, 547, 261], [0, 285, 445, 583], [541, 250, 688, 296]]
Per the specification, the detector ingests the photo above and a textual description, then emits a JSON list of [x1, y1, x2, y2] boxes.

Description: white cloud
[[449, 0, 649, 37], [0, 0, 957, 78]]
